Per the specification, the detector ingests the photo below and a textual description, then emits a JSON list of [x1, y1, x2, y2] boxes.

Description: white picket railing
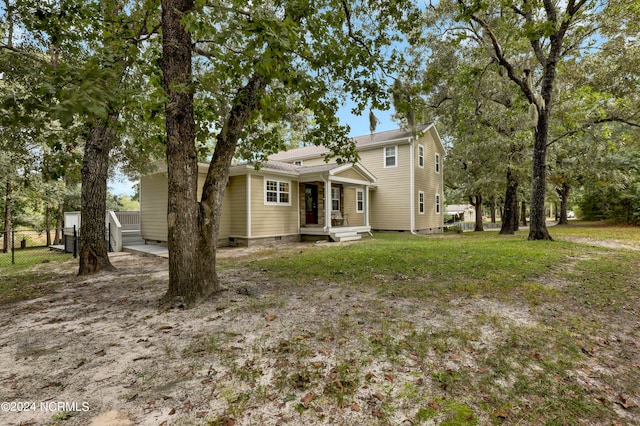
[[63, 211, 140, 253], [106, 211, 123, 252]]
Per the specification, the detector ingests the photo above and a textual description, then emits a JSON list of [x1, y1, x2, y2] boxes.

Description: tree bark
[[557, 182, 570, 225], [469, 194, 483, 232], [78, 116, 117, 275], [499, 167, 519, 235], [55, 201, 63, 244], [528, 105, 552, 240], [520, 201, 527, 226], [197, 74, 266, 294], [3, 178, 12, 253], [160, 0, 216, 308], [45, 204, 51, 246]]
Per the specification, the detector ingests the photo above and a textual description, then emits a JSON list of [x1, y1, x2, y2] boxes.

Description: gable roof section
[[268, 123, 440, 162], [226, 160, 375, 184]]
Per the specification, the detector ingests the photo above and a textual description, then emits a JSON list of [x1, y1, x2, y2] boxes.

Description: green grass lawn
[[2, 223, 638, 425], [239, 228, 640, 424], [0, 248, 72, 304]]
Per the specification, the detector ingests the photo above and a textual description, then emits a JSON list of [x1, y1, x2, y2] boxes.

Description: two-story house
[[138, 123, 445, 246]]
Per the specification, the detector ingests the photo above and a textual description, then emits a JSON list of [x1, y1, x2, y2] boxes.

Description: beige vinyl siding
[[140, 173, 168, 242], [333, 168, 368, 227], [250, 174, 299, 237], [342, 186, 365, 226], [359, 144, 412, 230], [226, 175, 246, 237], [334, 167, 366, 181], [140, 171, 238, 243], [414, 131, 444, 231]]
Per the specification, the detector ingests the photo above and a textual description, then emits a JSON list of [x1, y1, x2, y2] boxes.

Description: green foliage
[[185, 0, 419, 162], [401, 0, 640, 232]]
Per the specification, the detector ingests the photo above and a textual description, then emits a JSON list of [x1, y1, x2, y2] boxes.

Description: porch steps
[[329, 230, 362, 243], [121, 229, 145, 247]]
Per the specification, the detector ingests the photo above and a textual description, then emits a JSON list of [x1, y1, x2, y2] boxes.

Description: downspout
[[246, 173, 251, 238], [440, 152, 444, 231], [409, 137, 417, 234], [297, 181, 301, 235], [365, 185, 373, 237]]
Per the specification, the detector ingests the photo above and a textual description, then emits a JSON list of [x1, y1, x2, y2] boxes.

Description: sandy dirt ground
[[0, 240, 638, 426]]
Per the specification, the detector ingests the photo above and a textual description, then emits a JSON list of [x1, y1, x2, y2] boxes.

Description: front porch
[[300, 224, 371, 242], [296, 162, 376, 243]]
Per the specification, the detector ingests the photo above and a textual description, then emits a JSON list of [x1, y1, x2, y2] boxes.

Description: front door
[[305, 184, 318, 224]]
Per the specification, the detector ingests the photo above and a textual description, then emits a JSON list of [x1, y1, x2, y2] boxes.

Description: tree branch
[[0, 44, 49, 64], [340, 0, 391, 78], [548, 117, 640, 146], [456, 1, 537, 106]]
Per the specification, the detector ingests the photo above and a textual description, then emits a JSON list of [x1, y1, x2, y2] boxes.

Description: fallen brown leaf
[[617, 394, 636, 409], [302, 392, 314, 408], [496, 410, 509, 419]]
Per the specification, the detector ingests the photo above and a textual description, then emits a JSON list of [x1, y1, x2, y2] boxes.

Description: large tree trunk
[[469, 194, 483, 232], [160, 0, 216, 308], [528, 105, 552, 240], [557, 182, 570, 225], [78, 116, 117, 275], [3, 178, 11, 253], [499, 167, 519, 235], [197, 74, 266, 291]]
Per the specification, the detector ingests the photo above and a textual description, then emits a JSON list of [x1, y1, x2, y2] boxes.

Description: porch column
[[365, 185, 370, 228], [324, 179, 331, 231]]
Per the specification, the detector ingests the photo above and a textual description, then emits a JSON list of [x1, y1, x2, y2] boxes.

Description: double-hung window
[[435, 153, 440, 173], [418, 191, 425, 214], [356, 189, 364, 213], [331, 187, 341, 211], [435, 193, 441, 214], [418, 145, 424, 168], [265, 178, 291, 205], [384, 146, 397, 168]]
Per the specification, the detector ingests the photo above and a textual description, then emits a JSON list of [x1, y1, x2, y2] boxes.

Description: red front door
[[305, 185, 318, 224]]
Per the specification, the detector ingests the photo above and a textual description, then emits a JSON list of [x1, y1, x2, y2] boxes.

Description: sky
[[108, 104, 401, 196]]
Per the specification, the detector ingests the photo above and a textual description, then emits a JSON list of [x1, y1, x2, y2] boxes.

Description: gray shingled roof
[[268, 124, 432, 162], [297, 163, 343, 173]]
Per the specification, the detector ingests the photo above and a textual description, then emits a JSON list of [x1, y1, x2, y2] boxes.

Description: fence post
[[11, 230, 15, 265], [73, 225, 78, 259]]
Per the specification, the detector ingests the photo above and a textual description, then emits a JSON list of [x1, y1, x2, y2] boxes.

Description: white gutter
[[246, 173, 252, 238], [441, 152, 445, 231]]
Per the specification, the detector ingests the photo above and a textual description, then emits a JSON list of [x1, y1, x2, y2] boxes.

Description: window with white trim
[[435, 193, 441, 214], [384, 146, 397, 168], [418, 191, 425, 214], [356, 189, 364, 213], [418, 145, 424, 168], [331, 187, 341, 211], [435, 153, 440, 173], [264, 178, 291, 205]]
